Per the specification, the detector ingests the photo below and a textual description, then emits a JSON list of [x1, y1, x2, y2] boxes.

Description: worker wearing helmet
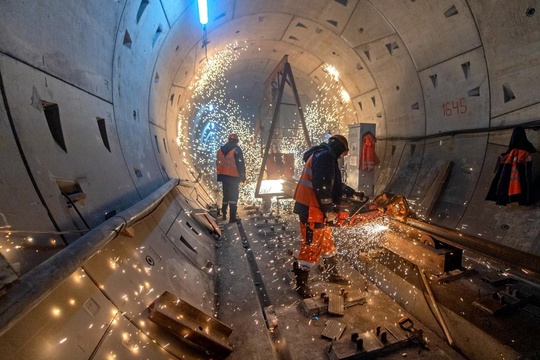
[[292, 134, 355, 298], [216, 133, 246, 223]]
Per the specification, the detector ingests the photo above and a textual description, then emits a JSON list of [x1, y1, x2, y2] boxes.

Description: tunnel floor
[[214, 207, 466, 360]]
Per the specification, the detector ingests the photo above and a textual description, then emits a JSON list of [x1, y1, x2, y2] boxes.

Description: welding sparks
[[177, 48, 356, 204], [333, 218, 390, 261]]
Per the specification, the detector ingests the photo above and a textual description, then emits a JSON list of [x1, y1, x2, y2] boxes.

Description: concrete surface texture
[[0, 0, 540, 359]]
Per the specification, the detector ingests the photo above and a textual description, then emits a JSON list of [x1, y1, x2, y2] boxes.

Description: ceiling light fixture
[[197, 0, 208, 25], [197, 0, 209, 59]]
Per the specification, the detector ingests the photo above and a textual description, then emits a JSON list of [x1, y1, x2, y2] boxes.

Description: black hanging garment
[[486, 126, 536, 205]]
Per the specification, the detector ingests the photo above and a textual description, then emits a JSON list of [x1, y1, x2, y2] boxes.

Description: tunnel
[[1, 0, 540, 359]]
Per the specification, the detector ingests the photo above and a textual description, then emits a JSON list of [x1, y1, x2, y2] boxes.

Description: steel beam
[[393, 218, 540, 281]]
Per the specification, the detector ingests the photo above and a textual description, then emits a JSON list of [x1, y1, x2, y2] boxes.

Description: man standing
[[216, 133, 246, 223], [292, 135, 355, 298]]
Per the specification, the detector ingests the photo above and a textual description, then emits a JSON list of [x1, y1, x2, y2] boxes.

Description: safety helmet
[[228, 133, 239, 142], [328, 135, 349, 156]]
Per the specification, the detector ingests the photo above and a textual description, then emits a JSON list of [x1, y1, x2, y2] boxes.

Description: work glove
[[325, 211, 338, 223], [354, 191, 367, 201], [343, 185, 356, 197]]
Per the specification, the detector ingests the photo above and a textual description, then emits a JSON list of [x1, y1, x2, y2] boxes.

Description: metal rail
[[237, 221, 293, 360], [391, 218, 540, 282], [0, 179, 179, 336]]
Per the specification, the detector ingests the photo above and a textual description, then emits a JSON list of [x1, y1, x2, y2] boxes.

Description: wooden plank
[[416, 161, 453, 218]]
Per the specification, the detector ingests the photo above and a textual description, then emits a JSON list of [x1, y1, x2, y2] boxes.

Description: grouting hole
[[461, 61, 470, 80], [444, 4, 458, 18], [97, 117, 111, 152], [430, 74, 438, 89], [134, 167, 143, 178], [152, 25, 162, 48], [364, 50, 371, 61], [123, 30, 132, 48], [327, 19, 338, 27], [136, 0, 149, 24], [41, 100, 67, 153], [468, 86, 480, 97], [503, 83, 515, 102]]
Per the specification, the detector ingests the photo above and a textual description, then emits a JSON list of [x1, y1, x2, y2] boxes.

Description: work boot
[[322, 256, 350, 285], [221, 203, 227, 221], [293, 262, 314, 299], [229, 204, 240, 223]]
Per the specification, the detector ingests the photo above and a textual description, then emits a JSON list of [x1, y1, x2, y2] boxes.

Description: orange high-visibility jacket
[[359, 132, 380, 171], [293, 154, 326, 223], [502, 148, 530, 196], [217, 149, 240, 177]]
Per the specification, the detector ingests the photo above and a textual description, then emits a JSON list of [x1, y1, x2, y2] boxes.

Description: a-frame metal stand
[[255, 55, 311, 199]]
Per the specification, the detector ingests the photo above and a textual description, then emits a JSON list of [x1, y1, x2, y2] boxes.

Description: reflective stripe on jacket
[[293, 154, 325, 223], [501, 148, 531, 196], [217, 149, 240, 177]]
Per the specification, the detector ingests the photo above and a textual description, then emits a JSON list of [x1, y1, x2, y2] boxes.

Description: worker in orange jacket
[[292, 135, 355, 298], [216, 134, 246, 223]]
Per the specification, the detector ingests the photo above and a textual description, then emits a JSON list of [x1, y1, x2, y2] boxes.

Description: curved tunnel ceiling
[[2, 1, 540, 358], [150, 0, 497, 144]]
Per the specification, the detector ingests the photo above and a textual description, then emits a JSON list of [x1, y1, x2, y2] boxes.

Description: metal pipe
[[392, 218, 540, 281], [0, 179, 179, 336], [378, 119, 540, 142], [418, 267, 455, 347]]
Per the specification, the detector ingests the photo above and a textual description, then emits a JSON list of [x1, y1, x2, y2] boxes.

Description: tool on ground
[[326, 318, 428, 360], [398, 316, 429, 348]]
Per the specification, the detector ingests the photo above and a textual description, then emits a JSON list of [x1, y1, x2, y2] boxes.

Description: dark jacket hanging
[[486, 126, 536, 205]]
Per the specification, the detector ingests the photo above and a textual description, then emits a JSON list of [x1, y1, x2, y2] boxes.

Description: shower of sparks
[[333, 217, 390, 262], [325, 64, 340, 82], [177, 49, 356, 204], [176, 43, 262, 200], [304, 63, 354, 143]]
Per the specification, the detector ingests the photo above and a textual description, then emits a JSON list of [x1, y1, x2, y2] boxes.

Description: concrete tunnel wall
[[0, 0, 540, 358]]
